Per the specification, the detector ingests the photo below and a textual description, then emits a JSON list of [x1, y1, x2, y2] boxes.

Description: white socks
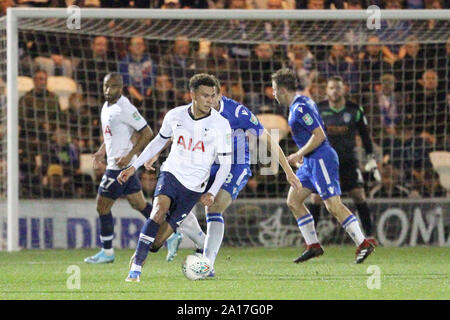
[[204, 213, 224, 268], [179, 212, 206, 250], [296, 213, 320, 245], [341, 214, 365, 246]]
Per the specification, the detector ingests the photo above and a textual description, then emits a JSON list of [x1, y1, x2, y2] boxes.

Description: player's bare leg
[[165, 189, 232, 276], [126, 190, 153, 219], [84, 195, 116, 264], [129, 221, 175, 269], [348, 187, 377, 245], [287, 187, 324, 263], [127, 195, 171, 282], [322, 195, 375, 263]]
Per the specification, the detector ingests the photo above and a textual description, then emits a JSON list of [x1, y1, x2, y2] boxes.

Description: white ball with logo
[[182, 255, 211, 281]]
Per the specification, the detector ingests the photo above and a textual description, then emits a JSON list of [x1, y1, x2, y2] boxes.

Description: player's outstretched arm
[[260, 129, 302, 190], [115, 126, 153, 168], [117, 133, 169, 184], [144, 138, 172, 171]]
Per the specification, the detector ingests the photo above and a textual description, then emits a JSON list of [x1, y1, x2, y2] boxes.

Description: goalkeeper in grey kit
[[310, 76, 380, 244]]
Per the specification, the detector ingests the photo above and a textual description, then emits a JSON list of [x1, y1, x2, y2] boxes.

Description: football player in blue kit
[[271, 69, 375, 264], [147, 75, 301, 276]]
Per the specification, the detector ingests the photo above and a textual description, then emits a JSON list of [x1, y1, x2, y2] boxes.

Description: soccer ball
[[182, 255, 211, 281]]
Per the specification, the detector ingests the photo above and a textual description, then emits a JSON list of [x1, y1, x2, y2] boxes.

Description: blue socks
[[133, 219, 160, 266], [99, 212, 114, 250]]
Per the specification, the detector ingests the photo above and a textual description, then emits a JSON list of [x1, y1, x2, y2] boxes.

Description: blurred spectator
[[34, 46, 73, 78], [373, 73, 408, 137], [393, 36, 425, 93], [287, 42, 318, 91], [160, 0, 181, 8], [405, 0, 424, 8], [424, 0, 446, 30], [159, 35, 196, 102], [318, 44, 359, 93], [225, 0, 254, 60], [239, 43, 283, 113], [19, 68, 61, 144], [264, 0, 290, 43], [414, 168, 447, 198], [381, 114, 433, 189], [62, 92, 99, 153], [0, 0, 14, 17], [409, 69, 447, 146], [119, 37, 157, 108], [140, 170, 157, 198], [207, 0, 226, 8], [41, 126, 80, 178], [150, 73, 176, 116], [75, 36, 117, 104], [301, 75, 327, 103], [196, 42, 239, 85], [40, 164, 74, 198], [358, 35, 393, 92], [369, 164, 411, 198]]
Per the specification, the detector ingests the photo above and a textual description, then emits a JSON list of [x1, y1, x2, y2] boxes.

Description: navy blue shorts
[[154, 171, 203, 232], [97, 169, 142, 200]]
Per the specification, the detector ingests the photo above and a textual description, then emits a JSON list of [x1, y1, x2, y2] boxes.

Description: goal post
[[2, 8, 449, 251]]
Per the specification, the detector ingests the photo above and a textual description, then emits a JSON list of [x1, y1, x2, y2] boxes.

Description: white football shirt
[[101, 95, 148, 170], [158, 104, 232, 193]]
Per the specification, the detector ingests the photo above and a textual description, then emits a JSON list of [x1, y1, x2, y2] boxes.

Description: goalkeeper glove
[[364, 154, 381, 182]]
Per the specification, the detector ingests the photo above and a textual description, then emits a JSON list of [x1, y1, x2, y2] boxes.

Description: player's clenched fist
[[200, 193, 215, 207], [117, 166, 136, 185]]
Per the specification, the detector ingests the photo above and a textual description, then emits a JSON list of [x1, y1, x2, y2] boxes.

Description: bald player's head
[[103, 73, 123, 104]]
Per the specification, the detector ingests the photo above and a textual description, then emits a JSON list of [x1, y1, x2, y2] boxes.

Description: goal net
[[1, 9, 449, 250]]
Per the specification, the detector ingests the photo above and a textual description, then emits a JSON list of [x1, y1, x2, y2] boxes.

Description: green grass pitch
[[0, 246, 448, 300]]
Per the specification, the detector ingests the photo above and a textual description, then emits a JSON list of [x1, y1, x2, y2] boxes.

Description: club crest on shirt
[[249, 114, 259, 125], [132, 111, 141, 121], [302, 113, 313, 126], [343, 112, 352, 123]]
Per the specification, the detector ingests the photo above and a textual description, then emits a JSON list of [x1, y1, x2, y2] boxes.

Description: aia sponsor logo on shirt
[[177, 136, 205, 152], [104, 125, 112, 136]]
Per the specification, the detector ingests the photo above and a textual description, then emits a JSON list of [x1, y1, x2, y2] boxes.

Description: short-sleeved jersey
[[288, 95, 332, 158], [101, 95, 148, 170], [211, 96, 264, 169], [317, 100, 372, 162], [158, 104, 232, 193]]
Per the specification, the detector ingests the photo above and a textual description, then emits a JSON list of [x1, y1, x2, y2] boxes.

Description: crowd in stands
[[0, 0, 448, 199]]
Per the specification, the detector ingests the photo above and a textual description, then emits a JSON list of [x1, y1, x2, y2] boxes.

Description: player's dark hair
[[189, 73, 217, 92], [210, 74, 221, 92], [104, 72, 123, 86], [272, 68, 297, 91], [328, 75, 344, 84]]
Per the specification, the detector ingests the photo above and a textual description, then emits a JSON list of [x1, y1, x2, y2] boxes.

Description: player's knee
[[129, 201, 144, 212], [324, 198, 342, 214], [151, 209, 167, 223], [96, 203, 110, 215], [287, 197, 299, 212]]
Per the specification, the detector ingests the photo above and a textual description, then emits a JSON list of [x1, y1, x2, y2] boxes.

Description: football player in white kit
[[118, 74, 232, 282], [84, 73, 153, 264]]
